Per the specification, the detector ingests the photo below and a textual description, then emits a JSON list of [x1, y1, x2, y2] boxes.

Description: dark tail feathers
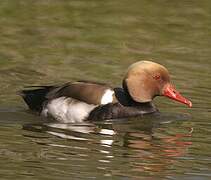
[[19, 86, 54, 112]]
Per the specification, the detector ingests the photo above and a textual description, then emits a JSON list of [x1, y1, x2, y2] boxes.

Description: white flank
[[42, 97, 96, 123], [101, 89, 114, 105]]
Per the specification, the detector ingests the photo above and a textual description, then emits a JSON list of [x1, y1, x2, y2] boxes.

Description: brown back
[[46, 81, 114, 105]]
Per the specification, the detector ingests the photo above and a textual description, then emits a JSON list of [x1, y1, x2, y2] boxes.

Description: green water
[[0, 0, 210, 179]]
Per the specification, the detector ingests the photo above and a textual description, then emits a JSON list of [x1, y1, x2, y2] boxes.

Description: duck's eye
[[153, 75, 161, 80]]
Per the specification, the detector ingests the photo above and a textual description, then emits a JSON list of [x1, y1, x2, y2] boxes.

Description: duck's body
[[20, 61, 192, 122], [20, 81, 157, 122]]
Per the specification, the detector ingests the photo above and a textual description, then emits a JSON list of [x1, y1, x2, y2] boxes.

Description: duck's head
[[123, 61, 192, 107]]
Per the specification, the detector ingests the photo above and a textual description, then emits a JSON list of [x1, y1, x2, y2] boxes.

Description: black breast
[[87, 102, 158, 121]]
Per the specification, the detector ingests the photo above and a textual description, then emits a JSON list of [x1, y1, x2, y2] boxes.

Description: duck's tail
[[18, 86, 54, 112]]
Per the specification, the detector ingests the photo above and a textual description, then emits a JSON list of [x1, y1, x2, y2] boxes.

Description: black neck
[[114, 87, 151, 106]]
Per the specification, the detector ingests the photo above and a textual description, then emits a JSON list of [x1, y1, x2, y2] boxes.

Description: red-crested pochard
[[19, 61, 192, 123]]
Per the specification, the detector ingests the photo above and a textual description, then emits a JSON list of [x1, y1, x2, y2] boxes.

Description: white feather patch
[[42, 97, 96, 123], [100, 89, 114, 105]]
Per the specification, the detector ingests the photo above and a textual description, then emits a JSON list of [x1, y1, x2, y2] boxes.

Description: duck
[[19, 61, 192, 123]]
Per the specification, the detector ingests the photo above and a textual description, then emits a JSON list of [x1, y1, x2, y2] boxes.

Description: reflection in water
[[125, 128, 193, 175], [22, 114, 193, 179]]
